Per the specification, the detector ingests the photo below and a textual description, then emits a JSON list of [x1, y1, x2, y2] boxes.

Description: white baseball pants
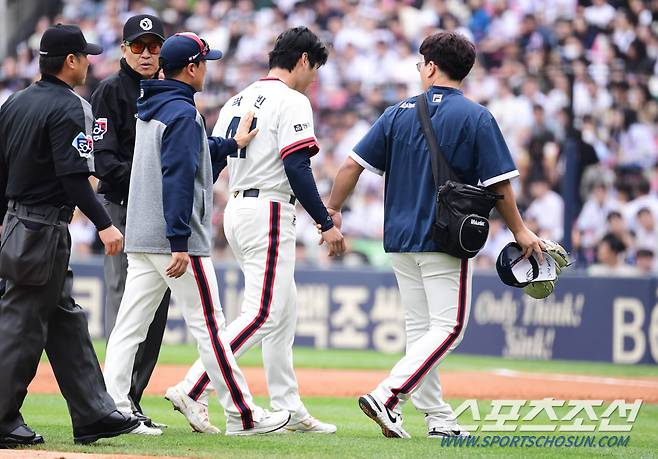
[[371, 252, 472, 426], [175, 192, 310, 422], [103, 253, 258, 429]]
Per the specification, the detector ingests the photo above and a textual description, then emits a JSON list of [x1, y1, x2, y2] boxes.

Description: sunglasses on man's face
[[126, 40, 162, 55]]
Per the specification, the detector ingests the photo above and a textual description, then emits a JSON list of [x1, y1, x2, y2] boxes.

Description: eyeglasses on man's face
[[126, 40, 162, 55], [416, 60, 438, 72]]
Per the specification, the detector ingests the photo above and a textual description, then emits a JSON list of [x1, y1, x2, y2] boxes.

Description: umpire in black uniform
[[91, 14, 169, 426], [0, 24, 139, 447]]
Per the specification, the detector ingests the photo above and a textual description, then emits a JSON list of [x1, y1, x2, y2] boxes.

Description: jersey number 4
[[226, 116, 257, 159]]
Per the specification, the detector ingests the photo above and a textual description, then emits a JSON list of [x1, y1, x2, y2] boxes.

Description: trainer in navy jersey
[[328, 31, 545, 440], [351, 86, 518, 253]]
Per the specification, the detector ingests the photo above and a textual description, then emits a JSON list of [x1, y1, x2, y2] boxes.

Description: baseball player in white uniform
[[103, 32, 290, 436], [164, 27, 345, 434]]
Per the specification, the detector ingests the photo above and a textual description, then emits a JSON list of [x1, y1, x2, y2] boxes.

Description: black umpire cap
[[123, 14, 165, 42], [39, 24, 103, 56]]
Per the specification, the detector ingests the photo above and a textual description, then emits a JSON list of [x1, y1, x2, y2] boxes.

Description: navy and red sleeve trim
[[282, 147, 333, 231], [280, 137, 319, 159]]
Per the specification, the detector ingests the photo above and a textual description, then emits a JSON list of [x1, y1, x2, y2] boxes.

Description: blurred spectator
[[605, 210, 635, 251], [69, 210, 97, 256], [525, 178, 564, 242], [635, 207, 658, 250], [1, 0, 656, 273], [635, 248, 656, 274], [623, 176, 658, 230], [573, 180, 620, 263], [588, 233, 638, 276], [476, 214, 514, 268]]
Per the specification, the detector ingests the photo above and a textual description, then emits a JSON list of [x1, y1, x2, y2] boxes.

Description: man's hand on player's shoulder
[[234, 111, 259, 148]]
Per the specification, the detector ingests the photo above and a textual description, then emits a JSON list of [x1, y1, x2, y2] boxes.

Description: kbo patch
[[294, 122, 309, 132], [72, 132, 94, 158], [92, 118, 108, 141]]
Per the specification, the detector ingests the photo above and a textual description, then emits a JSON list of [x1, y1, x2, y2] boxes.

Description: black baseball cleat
[[0, 424, 44, 448], [358, 393, 410, 439], [428, 426, 470, 437], [73, 410, 140, 444], [133, 410, 167, 429]]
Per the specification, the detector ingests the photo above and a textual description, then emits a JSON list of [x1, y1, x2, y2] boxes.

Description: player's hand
[[513, 226, 545, 264], [234, 111, 259, 148], [166, 252, 190, 278], [319, 226, 346, 257], [99, 225, 124, 256], [326, 207, 342, 230]]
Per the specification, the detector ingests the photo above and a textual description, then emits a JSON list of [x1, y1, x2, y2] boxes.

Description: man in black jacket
[[90, 14, 168, 430], [0, 24, 139, 448]]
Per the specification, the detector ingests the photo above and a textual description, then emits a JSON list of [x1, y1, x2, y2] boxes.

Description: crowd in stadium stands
[[1, 0, 658, 274]]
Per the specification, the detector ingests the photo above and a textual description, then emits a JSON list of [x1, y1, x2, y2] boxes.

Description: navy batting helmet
[[496, 242, 559, 288]]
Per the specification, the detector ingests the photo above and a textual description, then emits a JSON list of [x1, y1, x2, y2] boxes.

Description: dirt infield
[[29, 363, 658, 403]]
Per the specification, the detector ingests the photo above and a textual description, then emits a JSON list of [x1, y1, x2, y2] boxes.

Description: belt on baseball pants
[[6, 200, 74, 224], [234, 188, 296, 205]]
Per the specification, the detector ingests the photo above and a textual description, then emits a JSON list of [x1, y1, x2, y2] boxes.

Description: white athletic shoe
[[129, 421, 163, 436], [358, 393, 410, 439], [285, 415, 337, 434], [225, 409, 290, 436], [165, 386, 221, 434], [428, 425, 470, 437]]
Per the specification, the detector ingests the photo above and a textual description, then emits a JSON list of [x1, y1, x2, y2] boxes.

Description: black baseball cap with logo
[[123, 14, 165, 42], [39, 24, 103, 56]]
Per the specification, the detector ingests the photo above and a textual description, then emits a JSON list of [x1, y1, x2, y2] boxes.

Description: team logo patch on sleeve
[[72, 132, 94, 158], [294, 122, 309, 132], [92, 118, 108, 141]]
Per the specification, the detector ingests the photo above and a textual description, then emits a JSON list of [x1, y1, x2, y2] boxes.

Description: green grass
[[22, 394, 658, 458], [49, 341, 658, 378]]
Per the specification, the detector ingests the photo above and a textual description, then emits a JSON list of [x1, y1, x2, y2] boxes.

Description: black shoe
[[0, 424, 44, 448], [133, 410, 167, 429], [73, 410, 139, 444]]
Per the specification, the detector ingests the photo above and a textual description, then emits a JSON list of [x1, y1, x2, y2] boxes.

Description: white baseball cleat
[[358, 393, 410, 439], [285, 415, 337, 433], [129, 421, 163, 436], [225, 409, 290, 436], [165, 386, 221, 434]]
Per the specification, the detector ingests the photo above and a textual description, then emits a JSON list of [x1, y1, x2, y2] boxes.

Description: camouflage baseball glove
[[523, 240, 570, 299]]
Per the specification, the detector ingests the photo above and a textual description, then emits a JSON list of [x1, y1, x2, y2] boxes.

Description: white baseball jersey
[[212, 77, 319, 194]]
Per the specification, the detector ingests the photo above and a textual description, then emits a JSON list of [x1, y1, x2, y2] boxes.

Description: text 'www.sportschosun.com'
[[440, 435, 631, 448]]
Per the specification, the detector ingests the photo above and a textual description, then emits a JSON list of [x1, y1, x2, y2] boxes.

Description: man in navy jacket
[[103, 32, 291, 435]]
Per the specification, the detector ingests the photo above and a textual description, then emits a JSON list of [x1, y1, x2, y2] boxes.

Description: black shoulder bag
[[415, 92, 503, 259]]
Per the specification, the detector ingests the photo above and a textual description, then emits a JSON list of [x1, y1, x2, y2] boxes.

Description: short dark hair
[[606, 210, 622, 221], [419, 32, 476, 81], [636, 248, 654, 258], [39, 53, 78, 75], [162, 62, 198, 80], [268, 27, 329, 71], [601, 233, 626, 254]]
